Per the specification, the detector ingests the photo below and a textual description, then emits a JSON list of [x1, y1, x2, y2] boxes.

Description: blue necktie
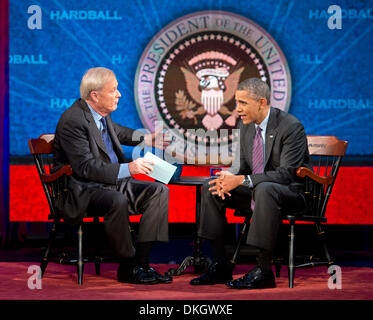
[[100, 117, 118, 164]]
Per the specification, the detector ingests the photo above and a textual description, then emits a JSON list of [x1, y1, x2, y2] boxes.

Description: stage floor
[[0, 262, 372, 300]]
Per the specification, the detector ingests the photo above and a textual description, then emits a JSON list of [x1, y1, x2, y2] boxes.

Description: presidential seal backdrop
[[135, 11, 291, 164]]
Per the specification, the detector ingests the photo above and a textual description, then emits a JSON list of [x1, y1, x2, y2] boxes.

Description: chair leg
[[40, 221, 57, 277], [77, 224, 84, 285], [95, 257, 101, 275], [315, 223, 333, 265], [92, 217, 101, 276], [230, 220, 249, 265], [288, 221, 295, 288], [273, 224, 285, 278], [274, 258, 282, 277]]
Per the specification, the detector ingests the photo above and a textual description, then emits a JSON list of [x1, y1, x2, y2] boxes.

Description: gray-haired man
[[54, 67, 172, 284]]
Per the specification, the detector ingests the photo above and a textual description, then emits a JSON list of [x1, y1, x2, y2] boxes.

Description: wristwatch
[[242, 175, 250, 187]]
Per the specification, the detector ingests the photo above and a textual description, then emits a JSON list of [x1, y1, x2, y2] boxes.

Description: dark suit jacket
[[53, 99, 144, 224], [229, 107, 312, 187]]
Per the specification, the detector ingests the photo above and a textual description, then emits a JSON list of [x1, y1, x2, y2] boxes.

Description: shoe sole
[[118, 278, 160, 285], [119, 277, 172, 284], [157, 280, 173, 284], [190, 279, 232, 285], [126, 280, 159, 285], [226, 281, 276, 289]]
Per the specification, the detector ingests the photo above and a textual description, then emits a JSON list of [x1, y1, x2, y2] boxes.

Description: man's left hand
[[144, 128, 171, 149], [208, 174, 244, 200]]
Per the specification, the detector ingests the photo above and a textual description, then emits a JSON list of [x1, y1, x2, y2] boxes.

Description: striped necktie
[[251, 126, 264, 210]]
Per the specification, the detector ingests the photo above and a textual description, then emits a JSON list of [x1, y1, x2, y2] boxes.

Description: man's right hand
[[128, 158, 154, 175], [208, 170, 234, 200]]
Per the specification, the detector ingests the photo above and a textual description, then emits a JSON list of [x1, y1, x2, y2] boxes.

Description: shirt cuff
[[117, 163, 131, 180], [248, 175, 253, 188]]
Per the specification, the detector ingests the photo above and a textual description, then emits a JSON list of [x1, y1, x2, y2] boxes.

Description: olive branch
[[175, 90, 204, 125]]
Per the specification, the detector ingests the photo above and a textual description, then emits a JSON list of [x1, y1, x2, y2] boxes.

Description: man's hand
[[215, 170, 234, 178], [128, 158, 154, 175], [208, 171, 244, 200], [144, 128, 171, 150], [208, 171, 228, 199]]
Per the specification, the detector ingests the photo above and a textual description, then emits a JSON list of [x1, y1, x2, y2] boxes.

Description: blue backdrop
[[9, 0, 373, 156]]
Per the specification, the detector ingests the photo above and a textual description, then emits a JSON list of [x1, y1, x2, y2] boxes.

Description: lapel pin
[[269, 135, 274, 138]]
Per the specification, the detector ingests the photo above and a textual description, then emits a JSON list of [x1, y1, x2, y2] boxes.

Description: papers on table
[[143, 152, 177, 184]]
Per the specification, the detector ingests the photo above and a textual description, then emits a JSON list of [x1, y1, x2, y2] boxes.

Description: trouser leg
[[246, 182, 305, 252], [88, 189, 135, 258], [87, 178, 169, 259], [198, 181, 252, 240], [123, 178, 169, 243], [197, 180, 228, 240], [197, 180, 252, 264]]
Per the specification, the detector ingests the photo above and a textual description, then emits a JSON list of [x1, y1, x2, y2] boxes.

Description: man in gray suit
[[190, 78, 312, 289], [53, 67, 172, 284]]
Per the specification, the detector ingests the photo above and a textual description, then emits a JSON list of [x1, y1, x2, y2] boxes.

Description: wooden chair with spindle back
[[229, 135, 348, 288], [28, 134, 103, 285]]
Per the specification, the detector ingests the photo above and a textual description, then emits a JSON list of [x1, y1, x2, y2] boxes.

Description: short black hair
[[237, 78, 270, 104]]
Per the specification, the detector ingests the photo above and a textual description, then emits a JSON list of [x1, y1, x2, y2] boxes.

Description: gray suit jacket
[[53, 99, 144, 224], [230, 107, 312, 187]]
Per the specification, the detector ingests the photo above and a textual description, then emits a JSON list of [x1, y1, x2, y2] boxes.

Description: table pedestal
[[166, 177, 212, 275]]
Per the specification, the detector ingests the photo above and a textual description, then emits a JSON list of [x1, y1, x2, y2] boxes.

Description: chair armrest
[[42, 165, 73, 183], [296, 167, 333, 185]]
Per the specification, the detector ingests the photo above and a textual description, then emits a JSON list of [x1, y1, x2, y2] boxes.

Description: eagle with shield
[[177, 51, 244, 130]]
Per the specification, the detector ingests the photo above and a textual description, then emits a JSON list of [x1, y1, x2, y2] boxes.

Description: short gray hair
[[80, 67, 116, 100], [237, 78, 270, 104]]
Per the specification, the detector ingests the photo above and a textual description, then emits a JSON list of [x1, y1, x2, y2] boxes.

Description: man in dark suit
[[53, 67, 172, 284], [190, 78, 312, 289]]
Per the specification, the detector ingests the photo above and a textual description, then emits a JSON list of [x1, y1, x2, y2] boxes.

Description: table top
[[168, 176, 212, 186]]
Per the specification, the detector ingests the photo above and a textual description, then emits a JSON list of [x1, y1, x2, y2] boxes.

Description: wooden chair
[[278, 135, 348, 288], [28, 134, 103, 285], [229, 135, 348, 288], [230, 208, 253, 266]]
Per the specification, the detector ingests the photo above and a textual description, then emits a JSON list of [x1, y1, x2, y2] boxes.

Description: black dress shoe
[[117, 265, 158, 284], [226, 266, 276, 289], [147, 267, 173, 283], [190, 263, 233, 285]]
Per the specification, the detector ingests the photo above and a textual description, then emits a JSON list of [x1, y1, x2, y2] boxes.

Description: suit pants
[[87, 177, 169, 258], [197, 180, 305, 252]]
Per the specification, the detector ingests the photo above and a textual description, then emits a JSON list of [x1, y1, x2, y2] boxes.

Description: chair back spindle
[[305, 136, 348, 218], [28, 134, 72, 220]]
